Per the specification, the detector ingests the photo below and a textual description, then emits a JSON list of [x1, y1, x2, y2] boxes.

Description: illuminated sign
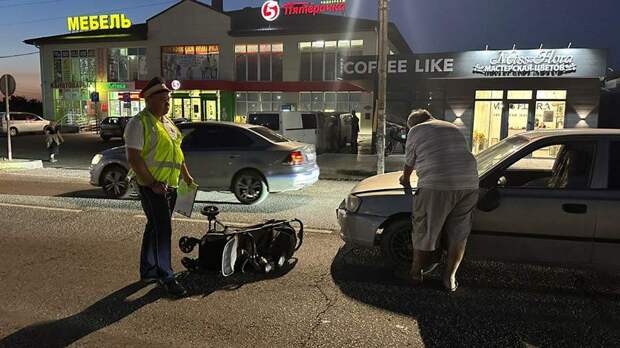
[[261, 0, 346, 21], [261, 1, 280, 21], [341, 49, 606, 80], [67, 14, 132, 32], [107, 82, 129, 89], [171, 80, 181, 90], [473, 50, 577, 77]]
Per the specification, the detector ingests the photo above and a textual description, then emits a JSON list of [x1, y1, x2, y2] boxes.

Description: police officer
[[124, 77, 194, 297]]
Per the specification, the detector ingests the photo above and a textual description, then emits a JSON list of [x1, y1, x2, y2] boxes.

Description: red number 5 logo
[[261, 1, 280, 22]]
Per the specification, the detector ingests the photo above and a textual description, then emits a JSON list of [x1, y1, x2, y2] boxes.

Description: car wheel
[[9, 127, 18, 137], [380, 218, 413, 270], [232, 170, 269, 205], [101, 165, 129, 198]]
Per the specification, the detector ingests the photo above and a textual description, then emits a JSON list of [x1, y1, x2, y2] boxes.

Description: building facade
[[25, 0, 411, 135], [343, 49, 608, 153]]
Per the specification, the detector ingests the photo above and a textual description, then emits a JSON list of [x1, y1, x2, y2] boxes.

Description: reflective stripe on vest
[[138, 110, 184, 187]]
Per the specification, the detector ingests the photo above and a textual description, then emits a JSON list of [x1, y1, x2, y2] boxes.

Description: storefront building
[[342, 48, 608, 153], [25, 0, 411, 134]]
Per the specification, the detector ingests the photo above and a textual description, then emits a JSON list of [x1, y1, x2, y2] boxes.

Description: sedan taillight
[[286, 151, 305, 165]]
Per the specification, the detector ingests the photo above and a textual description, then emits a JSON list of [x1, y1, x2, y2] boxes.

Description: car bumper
[[336, 200, 385, 248], [267, 165, 320, 192], [89, 163, 103, 186]]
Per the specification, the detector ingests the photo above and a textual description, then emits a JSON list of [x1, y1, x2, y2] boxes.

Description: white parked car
[[0, 112, 51, 136], [338, 129, 620, 273]]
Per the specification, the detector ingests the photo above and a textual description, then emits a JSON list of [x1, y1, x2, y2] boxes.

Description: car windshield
[[250, 126, 290, 143], [475, 135, 531, 176]]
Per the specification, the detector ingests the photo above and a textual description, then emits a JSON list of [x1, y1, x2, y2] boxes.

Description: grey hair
[[407, 109, 433, 128]]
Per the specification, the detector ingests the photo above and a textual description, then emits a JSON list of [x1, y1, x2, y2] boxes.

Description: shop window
[[472, 101, 503, 154], [537, 90, 567, 100], [161, 45, 219, 81], [108, 48, 147, 82], [53, 49, 96, 84], [297, 92, 361, 112], [299, 92, 312, 111], [507, 90, 533, 100], [535, 101, 565, 130], [235, 43, 283, 82], [299, 39, 364, 81], [475, 90, 503, 100], [235, 92, 282, 117]]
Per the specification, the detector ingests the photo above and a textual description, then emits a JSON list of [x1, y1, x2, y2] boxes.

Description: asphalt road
[[2, 134, 620, 347], [0, 170, 354, 231], [1, 202, 619, 347], [0, 132, 122, 169]]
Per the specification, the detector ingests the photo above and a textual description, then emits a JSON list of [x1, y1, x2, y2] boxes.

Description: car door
[[470, 138, 598, 267], [181, 125, 254, 190], [181, 125, 219, 190], [9, 113, 27, 133], [591, 138, 620, 270]]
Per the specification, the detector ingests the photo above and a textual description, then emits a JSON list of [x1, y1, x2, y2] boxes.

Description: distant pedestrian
[[350, 110, 360, 154], [399, 109, 479, 292], [45, 120, 63, 163]]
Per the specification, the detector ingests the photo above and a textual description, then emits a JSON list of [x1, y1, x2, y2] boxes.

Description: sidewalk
[[317, 153, 404, 181]]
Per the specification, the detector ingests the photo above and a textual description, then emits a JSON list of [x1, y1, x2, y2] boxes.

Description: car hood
[[351, 171, 419, 195]]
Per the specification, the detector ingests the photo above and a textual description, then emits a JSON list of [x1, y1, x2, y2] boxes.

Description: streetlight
[[376, 0, 388, 174]]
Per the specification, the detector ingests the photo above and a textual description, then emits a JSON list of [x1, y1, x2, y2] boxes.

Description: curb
[[0, 159, 44, 171]]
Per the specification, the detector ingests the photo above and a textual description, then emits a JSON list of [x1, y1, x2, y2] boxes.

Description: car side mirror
[[477, 188, 501, 212]]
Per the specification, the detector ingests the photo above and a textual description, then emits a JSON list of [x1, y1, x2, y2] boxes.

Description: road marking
[[133, 215, 334, 234], [0, 202, 82, 213]]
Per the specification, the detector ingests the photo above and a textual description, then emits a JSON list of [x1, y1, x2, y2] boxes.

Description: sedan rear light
[[285, 151, 305, 166]]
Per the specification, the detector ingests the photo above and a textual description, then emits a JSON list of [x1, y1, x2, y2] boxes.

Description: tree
[[0, 95, 43, 116]]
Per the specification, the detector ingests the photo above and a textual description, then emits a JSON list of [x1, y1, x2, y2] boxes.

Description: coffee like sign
[[473, 50, 577, 77]]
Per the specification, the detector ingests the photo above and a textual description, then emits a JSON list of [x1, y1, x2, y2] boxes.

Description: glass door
[[201, 95, 218, 121], [507, 102, 530, 138]]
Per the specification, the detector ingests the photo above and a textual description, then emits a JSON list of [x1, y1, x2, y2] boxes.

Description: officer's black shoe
[[162, 279, 187, 298]]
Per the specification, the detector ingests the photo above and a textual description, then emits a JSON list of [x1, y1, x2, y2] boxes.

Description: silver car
[[338, 129, 620, 272], [90, 122, 320, 204]]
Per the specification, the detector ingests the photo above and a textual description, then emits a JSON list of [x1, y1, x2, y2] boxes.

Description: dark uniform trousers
[[138, 185, 177, 281]]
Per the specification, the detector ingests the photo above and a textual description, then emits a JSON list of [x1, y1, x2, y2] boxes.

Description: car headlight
[[346, 194, 362, 212], [91, 154, 103, 165]]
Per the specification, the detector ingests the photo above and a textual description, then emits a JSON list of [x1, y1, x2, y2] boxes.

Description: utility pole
[[376, 0, 388, 174]]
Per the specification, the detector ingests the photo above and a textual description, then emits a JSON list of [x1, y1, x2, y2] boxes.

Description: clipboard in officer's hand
[[175, 181, 198, 218]]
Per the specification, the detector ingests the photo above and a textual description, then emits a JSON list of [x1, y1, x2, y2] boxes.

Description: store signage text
[[473, 50, 577, 77], [415, 58, 454, 73], [343, 59, 408, 75], [67, 14, 132, 32], [107, 82, 129, 89], [262, 0, 346, 21]]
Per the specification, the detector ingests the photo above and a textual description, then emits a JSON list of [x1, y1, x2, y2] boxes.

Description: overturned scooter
[[179, 206, 304, 276]]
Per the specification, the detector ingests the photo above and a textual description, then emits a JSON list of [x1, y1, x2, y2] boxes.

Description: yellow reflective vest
[[133, 109, 184, 188]]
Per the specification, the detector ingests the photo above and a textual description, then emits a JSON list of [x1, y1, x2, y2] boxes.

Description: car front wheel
[[9, 127, 18, 137], [380, 218, 413, 270], [101, 165, 129, 198], [232, 170, 269, 205]]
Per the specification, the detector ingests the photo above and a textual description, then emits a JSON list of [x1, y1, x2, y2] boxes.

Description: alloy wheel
[[237, 174, 263, 201], [103, 169, 128, 197]]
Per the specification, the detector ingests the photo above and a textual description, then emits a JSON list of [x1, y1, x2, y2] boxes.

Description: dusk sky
[[0, 0, 618, 99]]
